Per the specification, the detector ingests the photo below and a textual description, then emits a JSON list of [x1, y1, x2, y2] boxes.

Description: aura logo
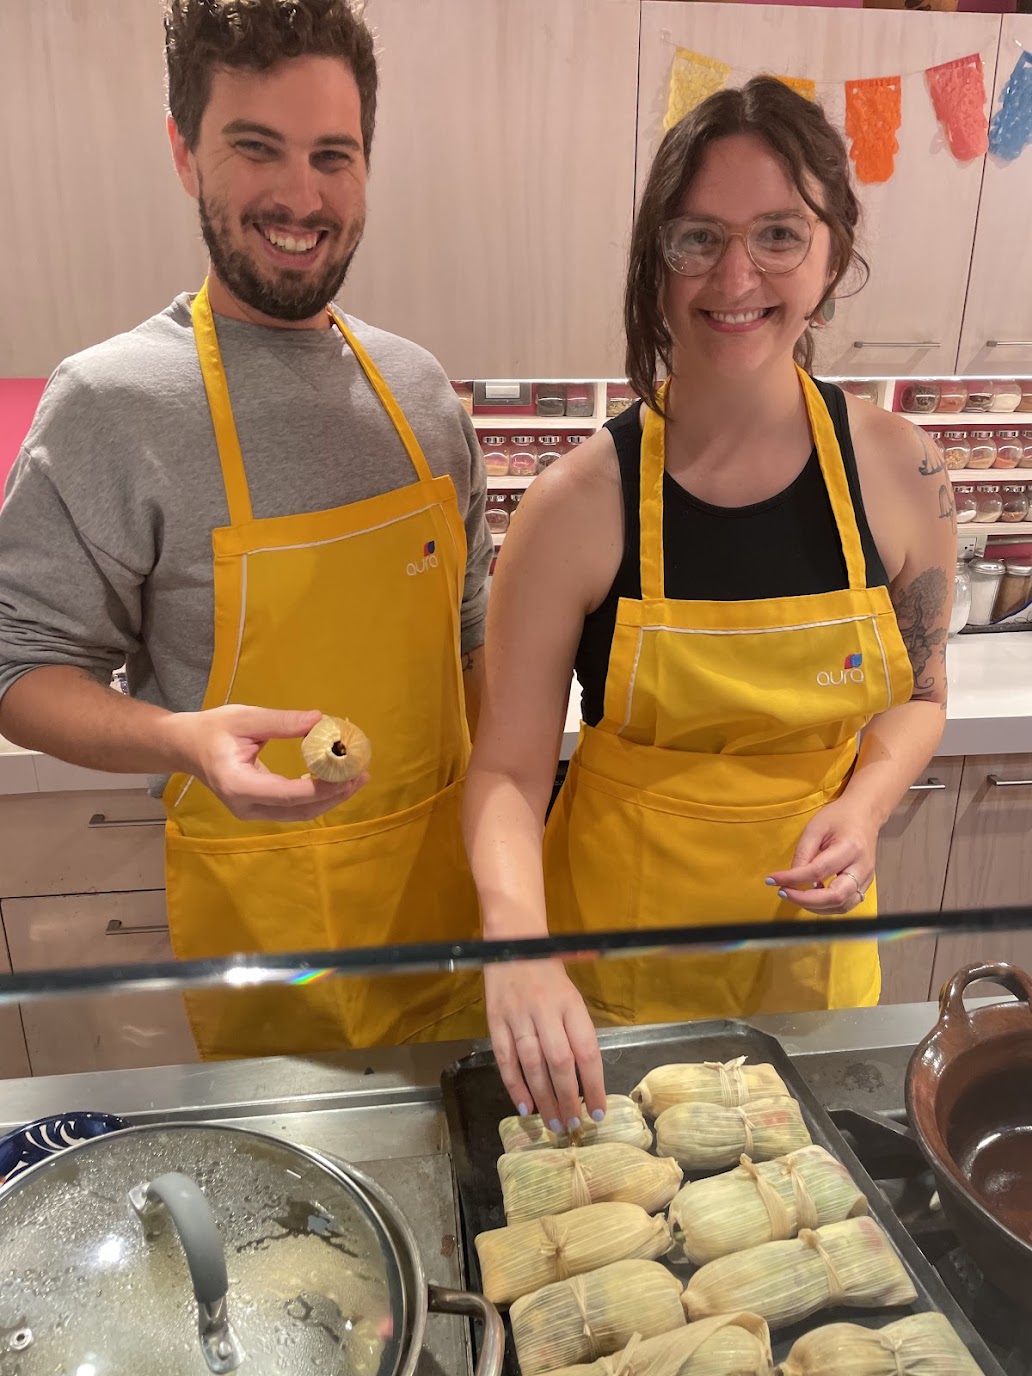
[[817, 652, 864, 687], [406, 539, 439, 577]]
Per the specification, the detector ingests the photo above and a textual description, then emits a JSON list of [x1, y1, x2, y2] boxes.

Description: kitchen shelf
[[487, 475, 536, 489], [979, 523, 1032, 536], [472, 416, 602, 430], [947, 470, 1032, 480], [902, 413, 1032, 425]]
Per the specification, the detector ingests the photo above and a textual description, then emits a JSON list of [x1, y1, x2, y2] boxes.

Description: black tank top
[[575, 378, 890, 728]]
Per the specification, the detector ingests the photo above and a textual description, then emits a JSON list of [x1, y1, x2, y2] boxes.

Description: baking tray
[[442, 1019, 1008, 1376]]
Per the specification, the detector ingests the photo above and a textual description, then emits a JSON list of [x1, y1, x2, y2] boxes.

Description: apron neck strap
[[637, 368, 869, 602], [190, 281, 438, 529]]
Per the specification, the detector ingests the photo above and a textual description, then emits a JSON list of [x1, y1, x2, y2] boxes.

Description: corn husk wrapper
[[632, 1058, 790, 1116], [779, 1312, 982, 1376], [475, 1201, 673, 1306], [682, 1217, 917, 1330], [499, 1143, 683, 1223], [656, 1097, 812, 1172], [500, 1095, 653, 1153], [545, 1313, 774, 1376], [510, 1259, 686, 1375], [669, 1144, 868, 1264]]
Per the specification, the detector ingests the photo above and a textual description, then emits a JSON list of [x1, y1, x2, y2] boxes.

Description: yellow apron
[[543, 369, 914, 1024], [163, 281, 484, 1057]]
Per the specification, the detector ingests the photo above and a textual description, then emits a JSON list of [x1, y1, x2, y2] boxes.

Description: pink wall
[[0, 380, 46, 501]]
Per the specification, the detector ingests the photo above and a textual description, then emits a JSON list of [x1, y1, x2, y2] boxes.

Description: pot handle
[[428, 1284, 505, 1376], [939, 961, 1032, 1021], [129, 1172, 245, 1374]]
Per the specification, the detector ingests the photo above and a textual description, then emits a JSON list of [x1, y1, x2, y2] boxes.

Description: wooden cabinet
[[637, 5, 999, 379], [930, 752, 1032, 993], [0, 933, 31, 1080], [875, 757, 964, 1004], [955, 17, 1032, 377], [3, 890, 198, 1077], [349, 0, 640, 378]]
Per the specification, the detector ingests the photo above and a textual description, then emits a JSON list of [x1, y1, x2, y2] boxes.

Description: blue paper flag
[[989, 50, 1032, 161]]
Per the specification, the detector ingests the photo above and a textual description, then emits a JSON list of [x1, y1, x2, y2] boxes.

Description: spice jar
[[967, 558, 1006, 625], [953, 483, 977, 523], [508, 435, 538, 476], [536, 384, 567, 418], [965, 381, 994, 413], [950, 560, 972, 636], [842, 380, 880, 405], [900, 381, 939, 414], [481, 434, 510, 476], [943, 432, 971, 471], [990, 379, 1022, 414], [566, 433, 592, 452], [993, 560, 1032, 623], [974, 482, 1003, 523], [535, 434, 564, 473], [1017, 381, 1032, 414], [1020, 431, 1032, 469], [565, 384, 594, 418], [995, 431, 1022, 470], [1001, 483, 1030, 523], [936, 380, 969, 414], [968, 432, 998, 470], [606, 384, 635, 417], [485, 493, 511, 535]]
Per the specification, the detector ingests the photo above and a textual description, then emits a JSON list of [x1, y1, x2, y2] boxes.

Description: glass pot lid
[[0, 1123, 406, 1376]]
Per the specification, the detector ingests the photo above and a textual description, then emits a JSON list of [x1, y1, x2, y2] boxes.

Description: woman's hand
[[485, 959, 607, 1132], [766, 796, 879, 914]]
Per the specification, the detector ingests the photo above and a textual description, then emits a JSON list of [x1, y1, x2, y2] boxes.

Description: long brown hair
[[165, 0, 378, 161], [625, 76, 867, 412]]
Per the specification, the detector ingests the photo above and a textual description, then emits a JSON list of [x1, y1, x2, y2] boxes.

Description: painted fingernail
[[567, 1116, 582, 1132], [591, 1108, 606, 1123], [764, 877, 777, 887], [777, 889, 788, 900], [518, 1102, 530, 1117], [548, 1119, 563, 1134]]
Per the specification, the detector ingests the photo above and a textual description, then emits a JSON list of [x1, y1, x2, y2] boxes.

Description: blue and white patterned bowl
[[0, 1111, 128, 1186]]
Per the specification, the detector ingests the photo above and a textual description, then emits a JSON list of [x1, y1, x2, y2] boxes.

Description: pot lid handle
[[939, 961, 1032, 1021], [129, 1172, 245, 1374]]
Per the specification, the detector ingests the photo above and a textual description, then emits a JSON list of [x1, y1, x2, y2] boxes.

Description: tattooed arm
[[770, 418, 955, 912], [462, 644, 486, 739]]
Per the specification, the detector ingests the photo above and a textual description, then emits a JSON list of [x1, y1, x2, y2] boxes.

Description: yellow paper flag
[[776, 75, 817, 101], [665, 47, 730, 130]]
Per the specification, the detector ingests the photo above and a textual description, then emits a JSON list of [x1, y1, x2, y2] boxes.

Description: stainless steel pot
[[0, 1121, 503, 1376]]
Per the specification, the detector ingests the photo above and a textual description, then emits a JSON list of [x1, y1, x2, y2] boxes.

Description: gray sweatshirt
[[0, 294, 493, 720]]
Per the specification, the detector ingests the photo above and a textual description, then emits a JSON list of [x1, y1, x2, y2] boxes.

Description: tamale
[[544, 1313, 774, 1376], [509, 1258, 686, 1375], [498, 1142, 683, 1223], [475, 1201, 672, 1306], [500, 1095, 652, 1153], [682, 1217, 917, 1330], [780, 1312, 982, 1376], [656, 1097, 812, 1172], [632, 1057, 790, 1116], [669, 1144, 868, 1263]]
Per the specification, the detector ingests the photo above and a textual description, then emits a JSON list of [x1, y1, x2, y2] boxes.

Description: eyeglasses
[[660, 213, 816, 277]]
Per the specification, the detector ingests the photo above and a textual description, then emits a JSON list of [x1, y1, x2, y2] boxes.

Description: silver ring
[[842, 870, 865, 902]]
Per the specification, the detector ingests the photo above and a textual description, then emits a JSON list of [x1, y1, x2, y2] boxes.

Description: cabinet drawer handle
[[89, 812, 165, 829], [909, 778, 946, 792], [105, 918, 168, 936], [986, 339, 1032, 348], [987, 774, 1032, 788], [853, 340, 940, 350]]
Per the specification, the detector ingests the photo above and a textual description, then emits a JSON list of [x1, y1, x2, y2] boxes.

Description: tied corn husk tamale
[[499, 1142, 683, 1223], [475, 1201, 672, 1306], [500, 1095, 652, 1153], [779, 1312, 982, 1376], [656, 1097, 812, 1172], [682, 1217, 917, 1330], [632, 1057, 790, 1117], [544, 1313, 774, 1376], [510, 1258, 686, 1375], [668, 1144, 868, 1264]]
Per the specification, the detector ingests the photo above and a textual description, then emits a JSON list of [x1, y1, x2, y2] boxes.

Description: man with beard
[[0, 0, 493, 1057]]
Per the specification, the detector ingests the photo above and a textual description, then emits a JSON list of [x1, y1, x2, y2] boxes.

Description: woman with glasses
[[463, 77, 955, 1131]]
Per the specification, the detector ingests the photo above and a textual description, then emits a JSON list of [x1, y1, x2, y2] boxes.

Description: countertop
[[1, 635, 1029, 798]]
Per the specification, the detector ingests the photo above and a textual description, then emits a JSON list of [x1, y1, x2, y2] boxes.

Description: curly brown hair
[[165, 0, 378, 159], [625, 76, 868, 413]]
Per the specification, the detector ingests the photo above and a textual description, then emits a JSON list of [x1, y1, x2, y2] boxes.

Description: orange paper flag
[[665, 48, 730, 129], [926, 53, 989, 162], [776, 75, 817, 102], [845, 76, 902, 184]]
